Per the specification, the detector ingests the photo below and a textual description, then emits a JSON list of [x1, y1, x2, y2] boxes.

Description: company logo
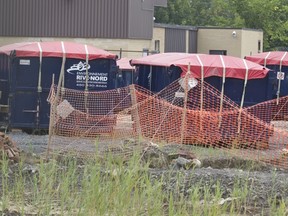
[[67, 61, 91, 74]]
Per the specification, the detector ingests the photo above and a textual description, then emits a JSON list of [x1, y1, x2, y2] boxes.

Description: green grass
[[0, 148, 287, 215]]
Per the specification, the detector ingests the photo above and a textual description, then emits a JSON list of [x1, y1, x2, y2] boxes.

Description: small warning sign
[[57, 99, 75, 119], [277, 72, 285, 80], [175, 91, 185, 98]]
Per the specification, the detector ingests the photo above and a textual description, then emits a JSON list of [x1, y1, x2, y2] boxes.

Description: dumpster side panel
[[0, 54, 10, 124], [9, 57, 57, 129], [9, 57, 117, 130], [137, 65, 182, 93]]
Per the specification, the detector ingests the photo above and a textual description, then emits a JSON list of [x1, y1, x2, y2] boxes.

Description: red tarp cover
[[117, 57, 135, 70], [131, 53, 269, 80], [245, 51, 288, 66], [0, 41, 116, 60]]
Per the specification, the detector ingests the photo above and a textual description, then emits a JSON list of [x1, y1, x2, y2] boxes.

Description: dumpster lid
[[245, 51, 288, 66], [0, 41, 116, 60], [131, 53, 269, 80], [117, 58, 135, 70], [131, 52, 190, 67]]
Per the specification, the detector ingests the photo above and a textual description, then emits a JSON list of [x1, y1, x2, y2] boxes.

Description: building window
[[258, 40, 261, 53], [209, 50, 227, 55], [155, 40, 160, 53]]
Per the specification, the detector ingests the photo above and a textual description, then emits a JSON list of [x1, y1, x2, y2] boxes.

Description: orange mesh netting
[[47, 74, 288, 168]]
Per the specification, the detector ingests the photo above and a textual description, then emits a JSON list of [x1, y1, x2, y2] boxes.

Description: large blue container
[[245, 52, 288, 98], [259, 65, 288, 98], [205, 75, 275, 107], [137, 65, 182, 92], [115, 57, 136, 88], [7, 56, 117, 130], [136, 63, 275, 146], [0, 54, 10, 126], [136, 64, 277, 107], [115, 69, 135, 88]]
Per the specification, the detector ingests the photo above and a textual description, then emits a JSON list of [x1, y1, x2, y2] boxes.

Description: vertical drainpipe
[[276, 52, 287, 104], [36, 42, 43, 129], [219, 55, 226, 128], [238, 59, 249, 134]]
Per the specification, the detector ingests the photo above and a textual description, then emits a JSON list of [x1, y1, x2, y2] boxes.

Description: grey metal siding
[[188, 30, 198, 53], [154, 0, 167, 7], [128, 0, 154, 39], [0, 0, 129, 38], [164, 28, 186, 52]]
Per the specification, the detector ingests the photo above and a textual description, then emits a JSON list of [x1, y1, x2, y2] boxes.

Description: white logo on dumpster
[[66, 61, 108, 88], [67, 61, 90, 74]]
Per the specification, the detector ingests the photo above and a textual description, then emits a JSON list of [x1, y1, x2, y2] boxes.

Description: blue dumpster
[[131, 53, 273, 148], [131, 53, 270, 106], [246, 51, 288, 99], [136, 65, 182, 92], [0, 41, 118, 131], [116, 57, 136, 88], [0, 54, 10, 127]]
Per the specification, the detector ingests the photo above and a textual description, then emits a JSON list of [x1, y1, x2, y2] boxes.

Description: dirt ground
[[1, 131, 288, 215]]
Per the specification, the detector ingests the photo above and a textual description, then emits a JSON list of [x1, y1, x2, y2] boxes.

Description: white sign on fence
[[175, 91, 185, 98], [277, 72, 285, 80]]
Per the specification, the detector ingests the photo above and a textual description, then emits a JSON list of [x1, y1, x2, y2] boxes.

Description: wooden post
[[47, 74, 56, 158], [47, 42, 66, 158], [129, 85, 142, 136], [180, 64, 190, 144], [219, 55, 226, 128], [238, 59, 249, 134]]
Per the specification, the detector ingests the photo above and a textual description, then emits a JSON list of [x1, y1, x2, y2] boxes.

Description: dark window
[[155, 40, 160, 52], [258, 40, 261, 53], [209, 50, 227, 55]]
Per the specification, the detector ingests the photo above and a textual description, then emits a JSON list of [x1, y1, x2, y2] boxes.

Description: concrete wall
[[0, 37, 153, 59], [241, 29, 263, 57], [0, 27, 167, 59], [152, 27, 166, 53], [0, 27, 263, 59], [197, 28, 263, 58]]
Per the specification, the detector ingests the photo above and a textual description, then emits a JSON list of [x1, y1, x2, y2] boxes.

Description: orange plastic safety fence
[[47, 74, 288, 168]]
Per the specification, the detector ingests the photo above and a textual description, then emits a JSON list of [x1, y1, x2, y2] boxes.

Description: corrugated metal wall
[[0, 0, 130, 38], [128, 0, 154, 39], [164, 28, 186, 52], [188, 30, 198, 53], [154, 0, 167, 7]]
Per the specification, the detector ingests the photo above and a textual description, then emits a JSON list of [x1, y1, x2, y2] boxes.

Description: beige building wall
[[152, 27, 165, 53], [0, 37, 154, 59], [241, 29, 263, 57], [0, 27, 263, 59], [197, 28, 263, 58]]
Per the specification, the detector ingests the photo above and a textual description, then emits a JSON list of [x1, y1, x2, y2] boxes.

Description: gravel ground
[[8, 130, 49, 154]]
